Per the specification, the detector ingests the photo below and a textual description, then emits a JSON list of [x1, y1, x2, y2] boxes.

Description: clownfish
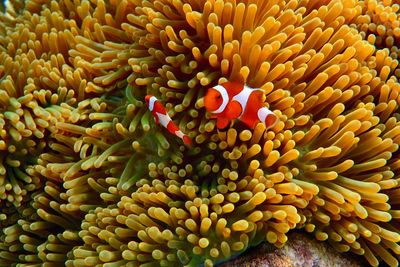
[[145, 95, 191, 146], [204, 81, 278, 130]]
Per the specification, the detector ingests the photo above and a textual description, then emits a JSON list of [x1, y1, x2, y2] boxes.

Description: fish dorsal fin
[[223, 81, 244, 96]]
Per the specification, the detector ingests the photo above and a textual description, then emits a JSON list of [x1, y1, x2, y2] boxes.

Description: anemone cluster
[[1, 0, 400, 266]]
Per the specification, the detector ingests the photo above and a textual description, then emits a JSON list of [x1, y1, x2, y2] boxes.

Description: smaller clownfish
[[204, 81, 278, 130], [145, 95, 191, 146]]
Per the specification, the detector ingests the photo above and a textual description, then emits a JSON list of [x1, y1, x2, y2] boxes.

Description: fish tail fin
[[258, 107, 278, 130], [182, 135, 192, 146], [173, 127, 192, 146]]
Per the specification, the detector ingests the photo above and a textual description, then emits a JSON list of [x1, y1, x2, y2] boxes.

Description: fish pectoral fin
[[210, 113, 218, 118], [254, 89, 265, 99], [153, 114, 160, 124], [225, 100, 242, 120], [216, 117, 230, 129]]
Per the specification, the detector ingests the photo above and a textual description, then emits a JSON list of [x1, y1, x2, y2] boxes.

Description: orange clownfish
[[145, 95, 191, 146], [204, 81, 278, 130]]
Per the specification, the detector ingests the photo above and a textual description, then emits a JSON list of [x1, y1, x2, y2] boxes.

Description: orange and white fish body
[[204, 81, 278, 130], [145, 95, 191, 145]]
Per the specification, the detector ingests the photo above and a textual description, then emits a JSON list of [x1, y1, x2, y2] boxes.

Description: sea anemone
[[353, 0, 400, 77], [1, 0, 400, 267]]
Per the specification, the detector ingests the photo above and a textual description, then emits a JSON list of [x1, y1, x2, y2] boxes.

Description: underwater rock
[[222, 232, 364, 267]]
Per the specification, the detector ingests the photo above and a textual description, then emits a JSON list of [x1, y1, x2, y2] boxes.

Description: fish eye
[[216, 95, 222, 99]]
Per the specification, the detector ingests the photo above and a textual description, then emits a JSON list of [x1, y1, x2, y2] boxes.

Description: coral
[[1, 0, 400, 267]]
